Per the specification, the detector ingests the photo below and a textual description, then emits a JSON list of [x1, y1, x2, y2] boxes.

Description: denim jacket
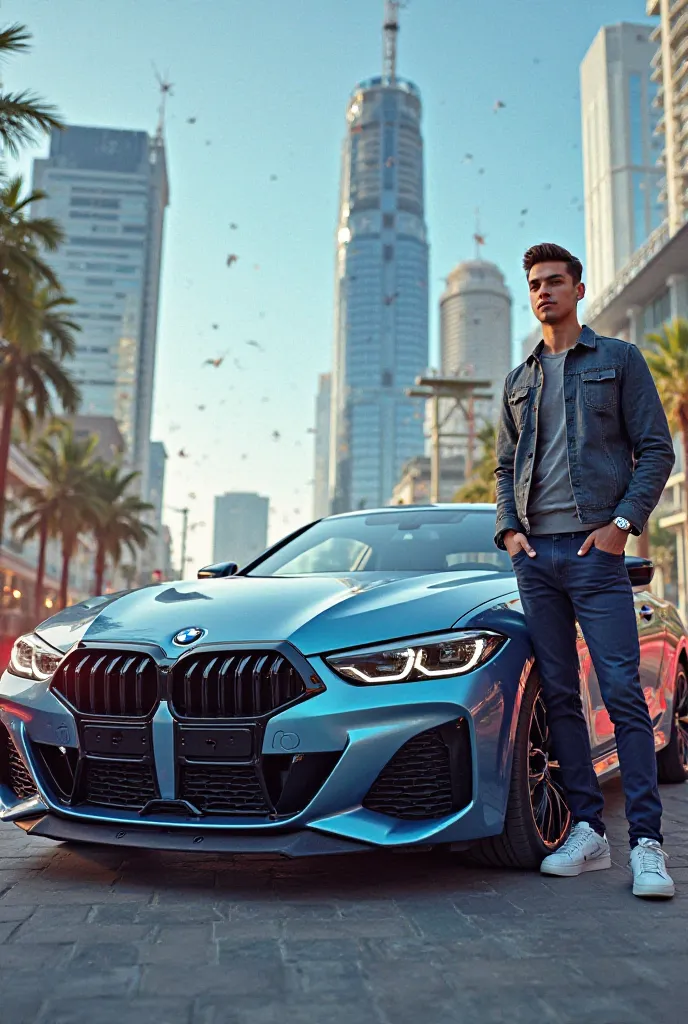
[[494, 326, 675, 549]]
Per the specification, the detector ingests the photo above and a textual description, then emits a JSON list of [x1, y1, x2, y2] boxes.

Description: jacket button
[[527, 452, 533, 459]]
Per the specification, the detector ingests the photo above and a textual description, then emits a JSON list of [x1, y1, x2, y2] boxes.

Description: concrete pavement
[[0, 776, 686, 1024]]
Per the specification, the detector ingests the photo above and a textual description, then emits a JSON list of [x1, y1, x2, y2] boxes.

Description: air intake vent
[[83, 759, 158, 809], [363, 720, 472, 820], [51, 650, 158, 716], [179, 764, 270, 814], [3, 730, 37, 801], [170, 650, 307, 719]]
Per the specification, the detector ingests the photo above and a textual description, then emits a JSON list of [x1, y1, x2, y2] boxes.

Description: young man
[[495, 242, 676, 898]]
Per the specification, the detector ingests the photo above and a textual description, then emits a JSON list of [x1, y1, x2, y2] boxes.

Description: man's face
[[527, 261, 585, 324]]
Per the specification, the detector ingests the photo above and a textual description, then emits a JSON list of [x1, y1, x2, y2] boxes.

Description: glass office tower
[[329, 73, 429, 513]]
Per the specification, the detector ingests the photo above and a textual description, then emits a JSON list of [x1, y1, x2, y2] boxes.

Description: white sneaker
[[540, 821, 611, 877], [629, 838, 675, 899]]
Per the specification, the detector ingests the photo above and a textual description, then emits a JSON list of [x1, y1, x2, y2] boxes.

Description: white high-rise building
[[212, 492, 269, 568], [647, 0, 688, 236], [439, 260, 512, 426], [581, 23, 664, 300], [429, 260, 511, 473], [32, 125, 169, 497], [312, 373, 331, 519], [329, 3, 429, 513]]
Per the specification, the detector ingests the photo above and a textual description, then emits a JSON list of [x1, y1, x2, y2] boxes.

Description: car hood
[[35, 571, 518, 658]]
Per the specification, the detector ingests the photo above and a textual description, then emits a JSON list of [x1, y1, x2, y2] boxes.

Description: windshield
[[246, 509, 510, 576]]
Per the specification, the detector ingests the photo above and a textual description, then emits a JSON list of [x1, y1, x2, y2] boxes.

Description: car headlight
[[9, 634, 65, 682], [325, 631, 505, 685]]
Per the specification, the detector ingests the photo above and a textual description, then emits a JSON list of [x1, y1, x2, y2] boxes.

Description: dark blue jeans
[[512, 532, 662, 845]]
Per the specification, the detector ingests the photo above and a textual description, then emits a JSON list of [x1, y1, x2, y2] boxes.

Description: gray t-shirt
[[527, 350, 603, 535]]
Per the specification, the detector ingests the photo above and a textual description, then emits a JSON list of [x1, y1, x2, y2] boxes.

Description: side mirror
[[624, 555, 655, 588], [197, 561, 239, 579]]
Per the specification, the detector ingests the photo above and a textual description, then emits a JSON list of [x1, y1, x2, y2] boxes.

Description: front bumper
[[0, 635, 530, 852]]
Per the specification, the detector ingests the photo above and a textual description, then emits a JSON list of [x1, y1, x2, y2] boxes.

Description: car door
[[584, 588, 665, 757]]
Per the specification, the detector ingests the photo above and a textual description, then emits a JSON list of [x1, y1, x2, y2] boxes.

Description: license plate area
[[82, 724, 151, 757], [177, 726, 254, 761]]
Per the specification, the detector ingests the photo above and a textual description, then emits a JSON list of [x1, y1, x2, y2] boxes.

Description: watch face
[[615, 517, 631, 531]]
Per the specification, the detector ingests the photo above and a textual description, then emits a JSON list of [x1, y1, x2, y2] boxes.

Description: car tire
[[656, 664, 688, 785], [461, 669, 571, 870]]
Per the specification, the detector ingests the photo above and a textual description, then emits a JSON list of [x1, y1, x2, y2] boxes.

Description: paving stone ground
[[0, 776, 686, 1024]]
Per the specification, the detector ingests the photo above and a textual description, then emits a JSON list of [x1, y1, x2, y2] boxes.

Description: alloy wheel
[[675, 669, 688, 772], [528, 693, 571, 848]]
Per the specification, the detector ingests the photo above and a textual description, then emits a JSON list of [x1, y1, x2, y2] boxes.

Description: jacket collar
[[526, 324, 597, 365]]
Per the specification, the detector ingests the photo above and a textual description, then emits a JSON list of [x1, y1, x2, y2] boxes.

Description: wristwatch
[[613, 516, 632, 532]]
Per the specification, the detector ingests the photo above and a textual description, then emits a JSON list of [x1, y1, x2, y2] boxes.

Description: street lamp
[[406, 375, 492, 503]]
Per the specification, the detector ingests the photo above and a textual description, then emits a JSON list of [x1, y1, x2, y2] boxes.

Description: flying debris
[[272, 430, 281, 441], [261, 396, 269, 403], [293, 509, 301, 515], [188, 492, 197, 500], [544, 183, 552, 191], [233, 358, 244, 371], [461, 153, 473, 163], [204, 357, 225, 368], [212, 323, 219, 330], [178, 449, 188, 458], [383, 292, 399, 306], [520, 208, 528, 216], [226, 254, 239, 267], [186, 117, 197, 124], [245, 340, 264, 351], [478, 168, 485, 175], [205, 139, 212, 146], [259, 312, 266, 319], [306, 427, 316, 434], [253, 264, 261, 271], [169, 422, 180, 431], [197, 405, 206, 411], [493, 100, 506, 112], [269, 174, 278, 181], [229, 223, 238, 230]]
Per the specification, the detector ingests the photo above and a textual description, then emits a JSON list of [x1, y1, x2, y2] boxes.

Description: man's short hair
[[522, 243, 583, 285]]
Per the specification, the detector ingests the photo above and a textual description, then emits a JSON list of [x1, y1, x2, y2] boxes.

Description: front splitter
[[19, 813, 375, 857]]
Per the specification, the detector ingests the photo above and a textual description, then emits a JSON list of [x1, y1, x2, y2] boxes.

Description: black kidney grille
[[171, 651, 307, 718], [84, 759, 157, 809], [51, 650, 158, 716], [6, 738, 37, 801], [180, 764, 269, 814], [363, 722, 471, 820]]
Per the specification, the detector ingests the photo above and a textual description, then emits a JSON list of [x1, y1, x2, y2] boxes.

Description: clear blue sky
[[3, 0, 652, 571]]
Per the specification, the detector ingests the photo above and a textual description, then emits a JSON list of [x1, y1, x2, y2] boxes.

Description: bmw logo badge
[[172, 626, 206, 647]]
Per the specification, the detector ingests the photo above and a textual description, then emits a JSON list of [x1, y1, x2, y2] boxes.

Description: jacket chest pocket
[[508, 386, 531, 428], [581, 368, 617, 411]]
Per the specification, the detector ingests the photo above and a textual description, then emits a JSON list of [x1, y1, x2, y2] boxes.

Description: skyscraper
[[439, 260, 512, 427], [212, 492, 269, 568], [329, 2, 429, 512], [580, 24, 664, 300], [646, 0, 688, 236], [312, 373, 331, 519], [32, 124, 169, 497]]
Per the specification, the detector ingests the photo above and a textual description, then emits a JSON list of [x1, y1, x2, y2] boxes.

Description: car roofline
[[325, 503, 497, 521]]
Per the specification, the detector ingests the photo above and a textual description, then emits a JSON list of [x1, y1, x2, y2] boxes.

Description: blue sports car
[[1, 505, 686, 868]]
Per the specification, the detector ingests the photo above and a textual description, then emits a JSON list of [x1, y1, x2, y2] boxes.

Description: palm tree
[[454, 422, 498, 503], [643, 318, 688, 548], [0, 280, 80, 542], [11, 440, 61, 621], [0, 177, 66, 325], [88, 463, 154, 595], [16, 426, 102, 610], [0, 24, 63, 157]]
